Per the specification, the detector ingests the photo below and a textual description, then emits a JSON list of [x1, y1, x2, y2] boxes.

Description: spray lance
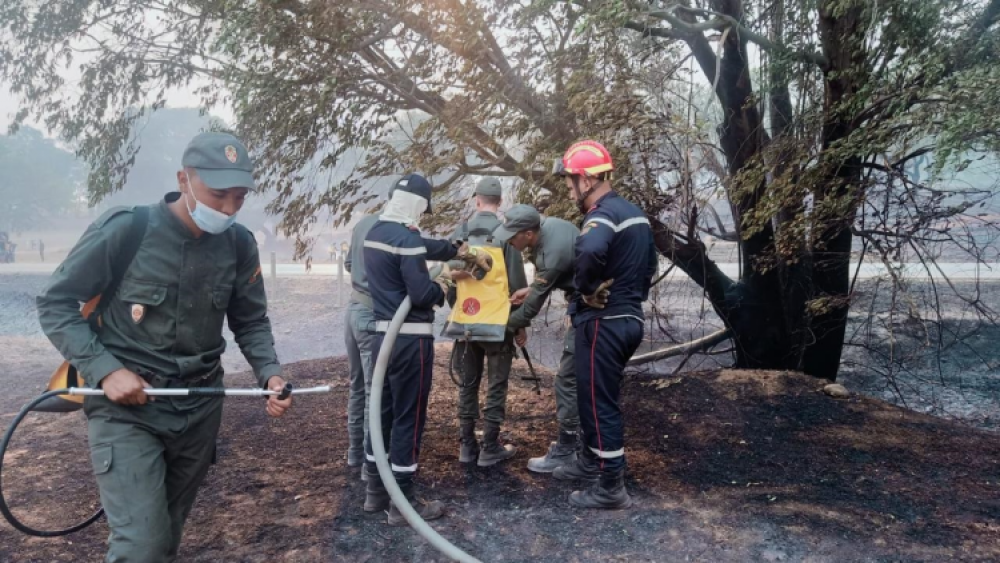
[[518, 346, 542, 395], [0, 382, 330, 537]]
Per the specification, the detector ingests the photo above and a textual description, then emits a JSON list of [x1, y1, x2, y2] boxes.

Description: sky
[[0, 81, 234, 138]]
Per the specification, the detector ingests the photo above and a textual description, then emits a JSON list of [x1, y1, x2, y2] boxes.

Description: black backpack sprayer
[[1, 262, 484, 563], [0, 206, 337, 537]]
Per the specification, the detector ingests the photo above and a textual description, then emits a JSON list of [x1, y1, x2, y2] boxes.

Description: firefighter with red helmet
[[551, 140, 658, 509]]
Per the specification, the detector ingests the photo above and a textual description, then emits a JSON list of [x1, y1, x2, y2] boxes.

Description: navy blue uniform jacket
[[573, 191, 658, 326], [364, 220, 458, 323]]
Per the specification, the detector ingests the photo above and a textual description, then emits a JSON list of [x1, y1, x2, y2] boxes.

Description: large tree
[[2, 0, 997, 379]]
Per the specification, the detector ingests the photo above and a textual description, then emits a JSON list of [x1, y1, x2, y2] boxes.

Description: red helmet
[[562, 140, 614, 177]]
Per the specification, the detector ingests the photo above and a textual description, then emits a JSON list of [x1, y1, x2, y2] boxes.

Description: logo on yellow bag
[[462, 298, 481, 316]]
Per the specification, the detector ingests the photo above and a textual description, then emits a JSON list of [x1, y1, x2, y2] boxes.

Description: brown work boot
[[478, 422, 516, 467], [458, 421, 479, 463], [386, 473, 445, 527]]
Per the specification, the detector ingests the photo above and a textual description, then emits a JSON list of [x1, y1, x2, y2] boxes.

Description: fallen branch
[[628, 328, 732, 366]]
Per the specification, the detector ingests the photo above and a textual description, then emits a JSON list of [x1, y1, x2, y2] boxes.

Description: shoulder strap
[[232, 225, 251, 269], [96, 206, 150, 317]]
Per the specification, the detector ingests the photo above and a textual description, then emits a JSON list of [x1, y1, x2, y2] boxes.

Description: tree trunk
[[652, 0, 872, 380], [720, 282, 800, 370], [800, 230, 852, 380]]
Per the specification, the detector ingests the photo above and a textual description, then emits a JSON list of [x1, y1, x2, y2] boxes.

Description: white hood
[[380, 190, 428, 227]]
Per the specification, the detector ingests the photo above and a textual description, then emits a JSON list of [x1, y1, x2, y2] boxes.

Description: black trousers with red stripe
[[574, 316, 644, 473], [364, 334, 435, 473]]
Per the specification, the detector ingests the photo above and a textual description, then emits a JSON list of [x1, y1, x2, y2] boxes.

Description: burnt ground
[[1, 346, 999, 562]]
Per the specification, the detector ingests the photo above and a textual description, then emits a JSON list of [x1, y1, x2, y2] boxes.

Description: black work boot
[[527, 430, 578, 473], [363, 462, 390, 513], [458, 421, 479, 463], [477, 422, 516, 467], [570, 467, 632, 509], [387, 472, 446, 527], [552, 445, 599, 483]]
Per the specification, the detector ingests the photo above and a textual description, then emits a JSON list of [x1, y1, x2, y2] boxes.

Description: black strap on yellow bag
[[35, 206, 149, 413]]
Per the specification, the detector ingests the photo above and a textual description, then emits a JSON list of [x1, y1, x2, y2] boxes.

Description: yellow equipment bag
[[444, 246, 510, 342]]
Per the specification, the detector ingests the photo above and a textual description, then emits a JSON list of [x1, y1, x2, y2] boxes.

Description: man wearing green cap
[[492, 204, 583, 474], [448, 177, 527, 467], [37, 132, 291, 562]]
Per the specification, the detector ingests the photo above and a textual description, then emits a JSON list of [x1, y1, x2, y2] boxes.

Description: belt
[[601, 314, 645, 323], [350, 290, 373, 309], [132, 364, 223, 389], [374, 321, 434, 335]]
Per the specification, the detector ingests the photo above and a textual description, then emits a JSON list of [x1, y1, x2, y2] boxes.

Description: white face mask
[[184, 172, 238, 234], [380, 190, 428, 227]]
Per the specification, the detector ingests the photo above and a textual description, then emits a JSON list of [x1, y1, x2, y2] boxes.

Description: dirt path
[[2, 349, 998, 562]]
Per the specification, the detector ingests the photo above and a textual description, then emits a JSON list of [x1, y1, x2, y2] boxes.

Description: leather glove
[[582, 279, 613, 309], [433, 263, 454, 294], [456, 242, 493, 273]]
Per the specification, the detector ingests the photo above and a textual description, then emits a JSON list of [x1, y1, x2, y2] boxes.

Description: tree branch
[[650, 216, 734, 306], [627, 328, 732, 366], [632, 4, 829, 68]]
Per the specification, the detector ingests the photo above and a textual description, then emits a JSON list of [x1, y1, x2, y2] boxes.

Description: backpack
[[443, 245, 510, 343], [36, 207, 150, 412]]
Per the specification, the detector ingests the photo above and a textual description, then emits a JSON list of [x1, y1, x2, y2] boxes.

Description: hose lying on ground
[[0, 384, 329, 537]]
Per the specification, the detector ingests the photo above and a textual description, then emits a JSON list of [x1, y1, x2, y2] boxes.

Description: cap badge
[[225, 145, 239, 163]]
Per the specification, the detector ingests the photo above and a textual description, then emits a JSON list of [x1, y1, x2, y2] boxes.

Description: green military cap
[[475, 177, 503, 197], [182, 132, 255, 190], [493, 204, 541, 242]]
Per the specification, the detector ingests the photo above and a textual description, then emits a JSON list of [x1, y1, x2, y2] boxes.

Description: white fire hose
[[368, 279, 482, 563]]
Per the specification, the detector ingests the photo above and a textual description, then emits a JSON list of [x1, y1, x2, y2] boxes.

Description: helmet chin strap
[[571, 176, 598, 214]]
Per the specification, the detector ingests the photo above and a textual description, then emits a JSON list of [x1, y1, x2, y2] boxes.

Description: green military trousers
[[85, 387, 223, 563], [555, 324, 579, 434], [456, 333, 515, 426]]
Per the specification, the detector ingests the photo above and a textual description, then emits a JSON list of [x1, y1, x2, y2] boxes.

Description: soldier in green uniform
[[448, 178, 528, 466], [37, 132, 292, 562], [493, 204, 582, 474]]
